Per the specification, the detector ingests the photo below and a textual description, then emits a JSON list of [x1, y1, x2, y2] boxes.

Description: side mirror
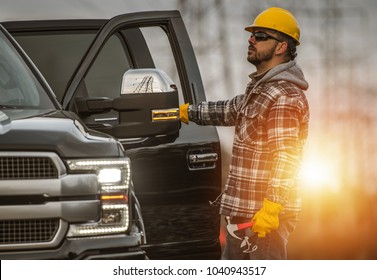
[[75, 68, 180, 139], [121, 68, 177, 94]]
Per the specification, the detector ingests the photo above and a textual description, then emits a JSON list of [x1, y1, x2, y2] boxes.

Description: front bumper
[[0, 226, 145, 260]]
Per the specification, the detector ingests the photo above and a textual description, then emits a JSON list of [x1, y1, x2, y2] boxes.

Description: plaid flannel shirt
[[189, 62, 309, 218]]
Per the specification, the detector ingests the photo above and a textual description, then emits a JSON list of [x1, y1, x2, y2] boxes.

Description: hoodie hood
[[254, 61, 309, 91]]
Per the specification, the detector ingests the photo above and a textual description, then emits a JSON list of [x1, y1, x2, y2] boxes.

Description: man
[[180, 7, 309, 259]]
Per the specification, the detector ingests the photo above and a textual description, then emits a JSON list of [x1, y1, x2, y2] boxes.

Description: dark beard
[[247, 43, 277, 66]]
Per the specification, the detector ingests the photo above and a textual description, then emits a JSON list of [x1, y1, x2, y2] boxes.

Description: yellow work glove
[[179, 103, 190, 124], [252, 198, 284, 238]]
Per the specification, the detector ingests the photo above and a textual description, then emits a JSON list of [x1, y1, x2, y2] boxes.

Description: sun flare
[[298, 155, 340, 192]]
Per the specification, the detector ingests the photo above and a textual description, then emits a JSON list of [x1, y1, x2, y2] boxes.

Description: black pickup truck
[[0, 10, 221, 259]]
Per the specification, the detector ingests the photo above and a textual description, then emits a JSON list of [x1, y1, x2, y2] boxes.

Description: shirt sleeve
[[266, 94, 306, 205], [189, 94, 244, 126]]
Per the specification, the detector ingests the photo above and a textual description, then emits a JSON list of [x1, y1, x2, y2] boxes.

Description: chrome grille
[[0, 219, 60, 244], [0, 157, 58, 179]]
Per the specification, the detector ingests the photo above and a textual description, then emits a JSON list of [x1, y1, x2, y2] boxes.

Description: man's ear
[[275, 41, 288, 55]]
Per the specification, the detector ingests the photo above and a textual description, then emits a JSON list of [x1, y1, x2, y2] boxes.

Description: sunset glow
[[298, 154, 340, 192]]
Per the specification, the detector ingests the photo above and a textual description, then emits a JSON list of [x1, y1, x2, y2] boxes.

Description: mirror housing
[[121, 68, 177, 94], [75, 69, 180, 138]]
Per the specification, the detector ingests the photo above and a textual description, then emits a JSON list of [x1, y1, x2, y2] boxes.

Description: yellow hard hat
[[245, 7, 300, 45]]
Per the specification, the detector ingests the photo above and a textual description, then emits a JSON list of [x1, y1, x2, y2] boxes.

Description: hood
[[257, 61, 309, 90], [0, 109, 123, 158]]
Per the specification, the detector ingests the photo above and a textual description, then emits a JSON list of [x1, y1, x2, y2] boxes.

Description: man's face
[[247, 29, 280, 66]]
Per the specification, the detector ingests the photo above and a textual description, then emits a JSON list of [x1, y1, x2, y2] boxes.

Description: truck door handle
[[188, 152, 218, 170]]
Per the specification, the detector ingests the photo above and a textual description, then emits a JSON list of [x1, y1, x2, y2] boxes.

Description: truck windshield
[[0, 30, 55, 109]]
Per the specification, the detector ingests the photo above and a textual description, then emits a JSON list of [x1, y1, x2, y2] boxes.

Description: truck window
[[14, 33, 96, 102], [84, 34, 130, 99], [139, 26, 184, 104], [0, 31, 54, 109]]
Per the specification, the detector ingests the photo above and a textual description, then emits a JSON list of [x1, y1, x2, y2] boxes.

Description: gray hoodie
[[253, 61, 309, 91]]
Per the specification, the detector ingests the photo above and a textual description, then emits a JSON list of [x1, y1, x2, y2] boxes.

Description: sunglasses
[[250, 32, 281, 42]]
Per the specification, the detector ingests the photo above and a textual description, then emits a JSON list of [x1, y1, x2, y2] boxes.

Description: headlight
[[98, 168, 122, 184], [66, 158, 131, 237]]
